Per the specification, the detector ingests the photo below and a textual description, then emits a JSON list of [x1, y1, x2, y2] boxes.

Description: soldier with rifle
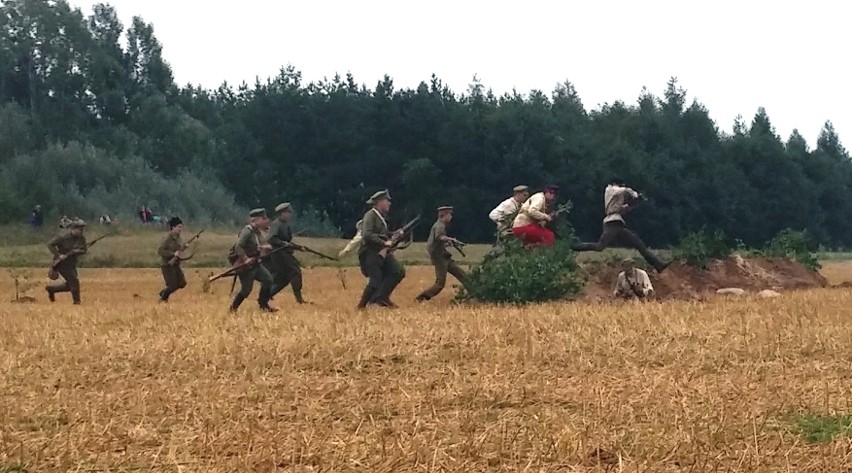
[[226, 208, 278, 313], [157, 217, 203, 303], [357, 190, 415, 309], [266, 203, 309, 304], [572, 178, 670, 272], [489, 185, 530, 240], [416, 206, 468, 302], [512, 184, 560, 247], [45, 219, 88, 304]]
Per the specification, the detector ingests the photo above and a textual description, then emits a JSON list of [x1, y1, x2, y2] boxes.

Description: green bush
[[671, 229, 731, 268], [457, 227, 583, 304], [763, 229, 821, 271]]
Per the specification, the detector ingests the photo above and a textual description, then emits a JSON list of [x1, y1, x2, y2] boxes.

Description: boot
[[230, 293, 247, 313], [159, 289, 169, 302], [259, 305, 279, 313], [415, 294, 430, 303], [71, 289, 81, 305], [357, 287, 375, 309], [377, 298, 398, 309], [45, 286, 55, 303]]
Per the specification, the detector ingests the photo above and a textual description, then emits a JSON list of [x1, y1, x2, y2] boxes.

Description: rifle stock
[[208, 246, 287, 282], [379, 215, 421, 257]]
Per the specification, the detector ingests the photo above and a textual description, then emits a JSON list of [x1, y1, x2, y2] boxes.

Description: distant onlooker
[[30, 205, 44, 228], [59, 215, 72, 229], [139, 206, 148, 224], [99, 214, 112, 225]]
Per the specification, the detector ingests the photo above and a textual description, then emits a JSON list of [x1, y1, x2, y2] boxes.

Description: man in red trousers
[[511, 185, 559, 246]]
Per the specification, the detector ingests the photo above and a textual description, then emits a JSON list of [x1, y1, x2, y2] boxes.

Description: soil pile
[[581, 255, 827, 301]]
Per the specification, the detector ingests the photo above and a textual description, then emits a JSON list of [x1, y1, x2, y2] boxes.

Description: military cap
[[367, 189, 391, 205], [513, 185, 529, 193], [168, 216, 183, 228], [437, 206, 454, 212], [249, 208, 267, 218], [69, 219, 87, 228], [544, 184, 560, 191], [275, 202, 293, 213]]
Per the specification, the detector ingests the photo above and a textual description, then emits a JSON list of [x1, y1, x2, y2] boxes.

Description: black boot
[[46, 286, 55, 303], [415, 294, 430, 303], [357, 287, 375, 309], [71, 289, 81, 305], [230, 293, 246, 313], [159, 288, 170, 302]]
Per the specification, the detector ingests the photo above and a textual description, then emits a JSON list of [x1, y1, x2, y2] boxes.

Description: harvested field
[[3, 264, 852, 471]]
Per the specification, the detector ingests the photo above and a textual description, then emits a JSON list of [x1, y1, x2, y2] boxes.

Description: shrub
[[456, 218, 584, 304], [671, 229, 731, 268], [763, 229, 821, 271]]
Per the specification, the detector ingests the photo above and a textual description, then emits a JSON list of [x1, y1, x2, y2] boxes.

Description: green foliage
[[457, 230, 584, 304], [292, 206, 342, 238], [671, 229, 731, 268], [791, 414, 852, 444], [762, 229, 821, 271]]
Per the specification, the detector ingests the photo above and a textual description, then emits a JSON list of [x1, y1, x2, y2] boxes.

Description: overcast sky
[[69, 0, 850, 148]]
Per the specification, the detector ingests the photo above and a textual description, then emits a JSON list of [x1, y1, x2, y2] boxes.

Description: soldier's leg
[[572, 222, 621, 251], [447, 260, 469, 288], [175, 265, 187, 291], [49, 263, 72, 295], [364, 253, 387, 305], [417, 258, 448, 301], [617, 228, 669, 272], [64, 265, 81, 304], [160, 265, 177, 301], [255, 265, 276, 310], [377, 254, 405, 305], [230, 268, 256, 311], [267, 261, 289, 298], [285, 256, 305, 303]]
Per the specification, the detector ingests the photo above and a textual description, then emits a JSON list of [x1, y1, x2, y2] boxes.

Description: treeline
[[2, 0, 851, 246]]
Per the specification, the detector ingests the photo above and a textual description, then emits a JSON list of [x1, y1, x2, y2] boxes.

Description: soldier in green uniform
[[228, 208, 277, 313], [157, 216, 188, 302], [46, 219, 88, 304], [357, 190, 406, 309], [416, 206, 468, 302], [265, 202, 308, 304]]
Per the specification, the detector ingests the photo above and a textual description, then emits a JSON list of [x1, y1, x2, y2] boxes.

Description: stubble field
[[3, 263, 852, 472]]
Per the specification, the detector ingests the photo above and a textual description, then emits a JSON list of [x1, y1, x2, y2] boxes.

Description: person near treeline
[[613, 258, 655, 299], [512, 185, 559, 246], [573, 178, 670, 272], [357, 190, 406, 309], [30, 205, 43, 229], [46, 219, 87, 305], [265, 202, 308, 304], [416, 206, 468, 302], [489, 185, 530, 238], [228, 208, 277, 313], [157, 216, 188, 303]]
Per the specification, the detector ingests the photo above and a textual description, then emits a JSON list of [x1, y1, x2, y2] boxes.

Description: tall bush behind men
[[228, 208, 278, 313], [416, 206, 468, 302]]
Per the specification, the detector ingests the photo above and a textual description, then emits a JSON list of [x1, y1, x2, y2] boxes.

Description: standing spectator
[[59, 215, 72, 229], [145, 206, 154, 223], [30, 205, 44, 228], [99, 214, 112, 226]]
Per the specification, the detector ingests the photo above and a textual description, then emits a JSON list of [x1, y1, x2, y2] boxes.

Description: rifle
[[208, 246, 288, 283], [171, 229, 205, 265], [293, 244, 338, 261], [48, 231, 115, 279], [380, 215, 422, 257], [448, 239, 467, 258]]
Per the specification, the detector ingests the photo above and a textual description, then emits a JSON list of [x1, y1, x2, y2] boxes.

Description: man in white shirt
[[512, 185, 559, 246], [489, 185, 529, 237], [613, 258, 655, 299], [573, 178, 669, 272]]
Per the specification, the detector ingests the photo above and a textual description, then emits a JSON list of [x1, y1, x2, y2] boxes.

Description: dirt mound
[[581, 255, 827, 301]]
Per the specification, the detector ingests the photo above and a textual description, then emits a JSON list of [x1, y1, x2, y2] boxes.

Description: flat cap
[[437, 206, 454, 212], [69, 219, 87, 228], [544, 184, 560, 191], [513, 185, 529, 193], [275, 202, 293, 213], [367, 189, 391, 205], [168, 216, 183, 228], [249, 208, 267, 218]]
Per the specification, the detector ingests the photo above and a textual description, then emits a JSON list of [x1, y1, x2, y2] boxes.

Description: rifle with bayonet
[[48, 231, 116, 280], [208, 246, 288, 283], [169, 229, 205, 265], [379, 215, 421, 257], [290, 243, 338, 261]]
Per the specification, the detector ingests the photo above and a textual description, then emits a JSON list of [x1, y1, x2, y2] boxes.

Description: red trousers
[[512, 224, 555, 246]]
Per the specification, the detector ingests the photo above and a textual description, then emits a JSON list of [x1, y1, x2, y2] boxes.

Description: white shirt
[[613, 268, 654, 298], [337, 220, 364, 258], [489, 197, 521, 232], [603, 184, 640, 224], [513, 192, 549, 228]]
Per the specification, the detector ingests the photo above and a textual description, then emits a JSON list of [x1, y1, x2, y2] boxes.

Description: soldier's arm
[[76, 237, 88, 255], [489, 201, 507, 223], [234, 228, 252, 258], [158, 236, 175, 259], [267, 221, 286, 248], [46, 234, 62, 256]]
